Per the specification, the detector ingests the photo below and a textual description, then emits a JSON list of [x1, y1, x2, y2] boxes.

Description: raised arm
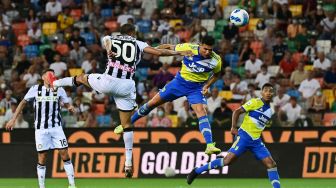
[[5, 100, 27, 131]]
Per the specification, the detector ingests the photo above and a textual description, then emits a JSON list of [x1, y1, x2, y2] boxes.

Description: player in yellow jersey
[[187, 83, 281, 188], [117, 36, 221, 155]]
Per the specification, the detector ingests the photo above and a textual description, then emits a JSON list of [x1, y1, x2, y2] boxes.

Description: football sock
[[268, 167, 281, 188], [37, 163, 46, 188], [123, 128, 134, 167], [195, 158, 224, 174], [63, 159, 75, 186], [131, 103, 153, 124], [53, 77, 75, 87], [198, 116, 213, 144]]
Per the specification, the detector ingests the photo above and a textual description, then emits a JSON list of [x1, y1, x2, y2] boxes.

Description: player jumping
[[123, 36, 222, 155], [6, 69, 77, 188], [187, 83, 281, 188], [49, 24, 191, 177]]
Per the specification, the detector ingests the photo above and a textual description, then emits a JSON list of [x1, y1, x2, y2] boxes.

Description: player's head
[[42, 69, 55, 85], [261, 83, 274, 102], [199, 36, 215, 58], [120, 23, 136, 37]]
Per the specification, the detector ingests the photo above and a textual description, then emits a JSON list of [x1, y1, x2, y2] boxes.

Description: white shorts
[[35, 126, 68, 152], [88, 73, 136, 111]]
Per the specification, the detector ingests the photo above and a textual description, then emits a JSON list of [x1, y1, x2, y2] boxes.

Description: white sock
[[53, 77, 75, 87], [63, 160, 75, 186], [123, 131, 134, 166], [37, 164, 46, 188]]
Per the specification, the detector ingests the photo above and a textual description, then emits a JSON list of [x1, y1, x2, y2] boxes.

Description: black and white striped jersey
[[105, 35, 148, 80], [24, 85, 69, 129]]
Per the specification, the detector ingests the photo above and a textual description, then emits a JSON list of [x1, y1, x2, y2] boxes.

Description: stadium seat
[[81, 32, 95, 45], [233, 67, 245, 77], [289, 5, 303, 17], [248, 18, 261, 31], [323, 89, 335, 109], [219, 91, 233, 101], [227, 103, 240, 111], [136, 20, 151, 33], [12, 22, 28, 36], [69, 68, 84, 77], [94, 104, 105, 115], [56, 44, 70, 56], [323, 113, 336, 126], [201, 19, 215, 32], [250, 40, 263, 57], [168, 115, 179, 128], [24, 45, 39, 58], [104, 20, 120, 32], [169, 19, 183, 27], [268, 65, 280, 76], [304, 65, 313, 71], [224, 53, 239, 68], [39, 44, 51, 55], [316, 40, 331, 54], [17, 34, 30, 47], [42, 22, 57, 36], [208, 31, 222, 40], [215, 19, 228, 32], [100, 9, 113, 18], [70, 9, 82, 21]]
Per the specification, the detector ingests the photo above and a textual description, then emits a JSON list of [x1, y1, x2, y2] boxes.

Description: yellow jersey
[[240, 98, 274, 139], [174, 43, 222, 83]]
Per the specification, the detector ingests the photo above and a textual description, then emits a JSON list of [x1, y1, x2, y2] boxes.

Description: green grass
[[0, 178, 335, 188]]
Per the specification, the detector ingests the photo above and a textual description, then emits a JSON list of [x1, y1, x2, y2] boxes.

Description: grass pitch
[[0, 178, 335, 188]]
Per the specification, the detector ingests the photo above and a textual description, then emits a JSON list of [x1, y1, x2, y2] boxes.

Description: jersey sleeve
[[136, 40, 149, 52], [24, 86, 37, 102], [213, 54, 222, 73], [241, 98, 260, 112], [58, 88, 69, 104], [174, 43, 193, 52]]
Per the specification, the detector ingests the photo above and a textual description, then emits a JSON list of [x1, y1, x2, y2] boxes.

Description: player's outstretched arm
[[231, 107, 245, 135], [5, 100, 27, 131], [64, 103, 76, 113], [143, 46, 192, 57], [156, 44, 175, 50]]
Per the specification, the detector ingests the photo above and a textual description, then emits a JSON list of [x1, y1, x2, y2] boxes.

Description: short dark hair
[[120, 24, 136, 35], [262, 83, 273, 90], [42, 69, 55, 75], [201, 35, 215, 46]]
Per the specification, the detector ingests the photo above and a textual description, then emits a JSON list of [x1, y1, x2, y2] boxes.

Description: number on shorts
[[59, 139, 68, 147]]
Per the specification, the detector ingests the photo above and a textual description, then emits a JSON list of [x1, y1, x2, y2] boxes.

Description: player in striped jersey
[[48, 24, 191, 177], [187, 83, 281, 188], [6, 69, 77, 188]]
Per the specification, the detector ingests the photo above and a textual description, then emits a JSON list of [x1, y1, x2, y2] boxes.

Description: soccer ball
[[164, 167, 176, 177], [229, 9, 249, 27]]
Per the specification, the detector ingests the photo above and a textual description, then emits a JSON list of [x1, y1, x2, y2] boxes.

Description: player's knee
[[266, 159, 277, 169]]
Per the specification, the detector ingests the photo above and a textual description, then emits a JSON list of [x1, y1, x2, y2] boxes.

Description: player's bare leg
[[262, 156, 281, 188], [187, 152, 238, 184], [118, 110, 134, 178], [129, 93, 166, 128], [58, 149, 76, 188], [191, 103, 221, 155], [37, 151, 47, 188], [52, 73, 91, 89]]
